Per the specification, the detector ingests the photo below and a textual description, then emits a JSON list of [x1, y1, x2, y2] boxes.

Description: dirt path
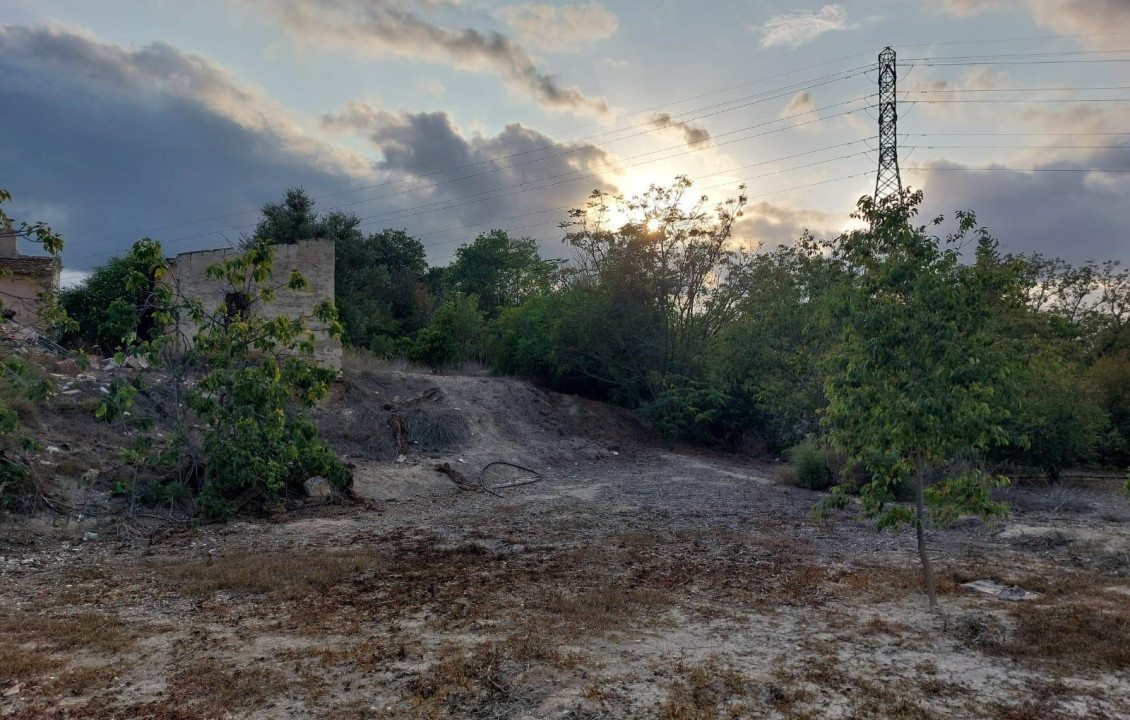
[[2, 370, 1129, 719]]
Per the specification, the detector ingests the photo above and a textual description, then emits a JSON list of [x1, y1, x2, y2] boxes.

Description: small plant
[[786, 440, 836, 491]]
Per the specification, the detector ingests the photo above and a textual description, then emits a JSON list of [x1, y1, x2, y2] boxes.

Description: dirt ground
[[2, 363, 1130, 719]]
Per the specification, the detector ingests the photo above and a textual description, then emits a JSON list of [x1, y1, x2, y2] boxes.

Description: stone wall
[[166, 240, 341, 369], [0, 273, 58, 327]]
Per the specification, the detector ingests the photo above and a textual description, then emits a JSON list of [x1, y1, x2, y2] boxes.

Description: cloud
[[0, 24, 617, 271], [495, 2, 618, 53], [235, 0, 611, 117], [917, 149, 1130, 264], [779, 91, 817, 119], [935, 0, 1130, 48], [646, 113, 711, 148], [755, 4, 849, 49], [734, 201, 845, 250], [321, 101, 618, 237]]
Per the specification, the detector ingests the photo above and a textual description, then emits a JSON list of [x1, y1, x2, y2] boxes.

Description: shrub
[[786, 440, 836, 491], [410, 295, 484, 372], [95, 238, 352, 519]]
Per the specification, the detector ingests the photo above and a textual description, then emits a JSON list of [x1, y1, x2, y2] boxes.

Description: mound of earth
[[318, 368, 650, 470]]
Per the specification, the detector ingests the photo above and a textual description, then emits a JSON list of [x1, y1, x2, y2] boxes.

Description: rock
[[962, 579, 1041, 601], [3, 682, 21, 697], [304, 476, 332, 499], [83, 532, 99, 542]]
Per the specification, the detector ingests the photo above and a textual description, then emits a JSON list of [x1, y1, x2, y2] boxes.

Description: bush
[[410, 295, 484, 372], [786, 440, 836, 491], [58, 239, 165, 353]]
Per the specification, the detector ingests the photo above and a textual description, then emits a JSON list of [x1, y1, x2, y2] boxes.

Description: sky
[[1, 0, 1128, 284]]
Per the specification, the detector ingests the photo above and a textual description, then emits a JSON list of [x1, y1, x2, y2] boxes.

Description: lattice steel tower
[[874, 46, 902, 202]]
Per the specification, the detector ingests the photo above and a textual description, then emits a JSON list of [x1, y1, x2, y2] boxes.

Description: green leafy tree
[[446, 230, 559, 318], [58, 239, 166, 353], [98, 237, 350, 518], [336, 228, 430, 347], [410, 295, 484, 373], [0, 190, 70, 509], [819, 191, 1022, 607]]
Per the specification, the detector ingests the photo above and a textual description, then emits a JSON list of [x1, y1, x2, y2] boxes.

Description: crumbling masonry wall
[[166, 240, 341, 369]]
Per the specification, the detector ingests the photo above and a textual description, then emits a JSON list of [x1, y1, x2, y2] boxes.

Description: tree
[[446, 230, 559, 318], [336, 229, 430, 347], [410, 295, 484, 373], [58, 240, 166, 353], [0, 190, 69, 510], [253, 187, 360, 246], [551, 177, 751, 409], [819, 191, 1020, 608], [98, 237, 350, 518]]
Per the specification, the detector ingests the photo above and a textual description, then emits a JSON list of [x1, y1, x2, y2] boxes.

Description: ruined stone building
[[0, 223, 62, 328], [165, 239, 341, 369]]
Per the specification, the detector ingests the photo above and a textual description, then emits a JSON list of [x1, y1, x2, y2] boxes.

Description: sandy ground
[[2, 367, 1129, 719]]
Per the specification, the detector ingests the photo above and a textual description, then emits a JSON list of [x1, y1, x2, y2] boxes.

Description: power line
[[908, 98, 1130, 104], [402, 143, 875, 243], [76, 63, 876, 245], [905, 144, 1130, 150], [348, 106, 873, 231], [428, 170, 877, 265], [907, 132, 1130, 137], [899, 59, 1130, 67], [903, 166, 1130, 173], [899, 48, 1130, 61], [66, 98, 878, 262], [906, 85, 1130, 93], [894, 31, 1130, 49]]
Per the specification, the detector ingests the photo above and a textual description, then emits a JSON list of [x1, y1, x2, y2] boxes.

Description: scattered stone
[[3, 683, 21, 697], [46, 446, 61, 454], [962, 579, 1041, 601], [83, 532, 99, 542], [304, 476, 332, 499]]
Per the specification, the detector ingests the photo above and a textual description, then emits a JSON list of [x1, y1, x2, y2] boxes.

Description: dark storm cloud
[[322, 102, 618, 242], [917, 151, 1130, 264], [0, 25, 619, 269], [0, 24, 368, 269]]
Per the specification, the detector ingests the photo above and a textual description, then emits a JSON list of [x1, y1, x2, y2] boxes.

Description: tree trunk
[[915, 460, 938, 608]]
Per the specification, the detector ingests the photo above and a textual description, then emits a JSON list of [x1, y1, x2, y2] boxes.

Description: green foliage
[[336, 228, 431, 347], [490, 295, 559, 380], [998, 351, 1110, 479], [95, 237, 351, 519], [58, 239, 166, 353], [786, 440, 837, 491], [818, 191, 1021, 606], [446, 230, 559, 319], [410, 295, 484, 372], [820, 193, 1018, 518], [638, 377, 736, 448], [0, 190, 71, 511], [254, 187, 360, 247]]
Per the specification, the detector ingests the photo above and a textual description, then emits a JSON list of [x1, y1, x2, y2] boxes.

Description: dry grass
[[44, 664, 120, 697], [660, 661, 751, 720], [0, 645, 60, 683], [0, 610, 133, 654], [162, 549, 373, 597], [166, 658, 289, 716], [989, 602, 1130, 670]]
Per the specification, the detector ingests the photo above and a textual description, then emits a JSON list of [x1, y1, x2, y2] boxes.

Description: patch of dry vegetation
[[162, 549, 374, 597]]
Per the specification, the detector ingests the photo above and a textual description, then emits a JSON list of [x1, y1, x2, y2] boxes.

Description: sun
[[645, 218, 662, 233]]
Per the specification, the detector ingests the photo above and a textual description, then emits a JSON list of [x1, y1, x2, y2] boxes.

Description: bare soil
[[2, 363, 1129, 719]]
